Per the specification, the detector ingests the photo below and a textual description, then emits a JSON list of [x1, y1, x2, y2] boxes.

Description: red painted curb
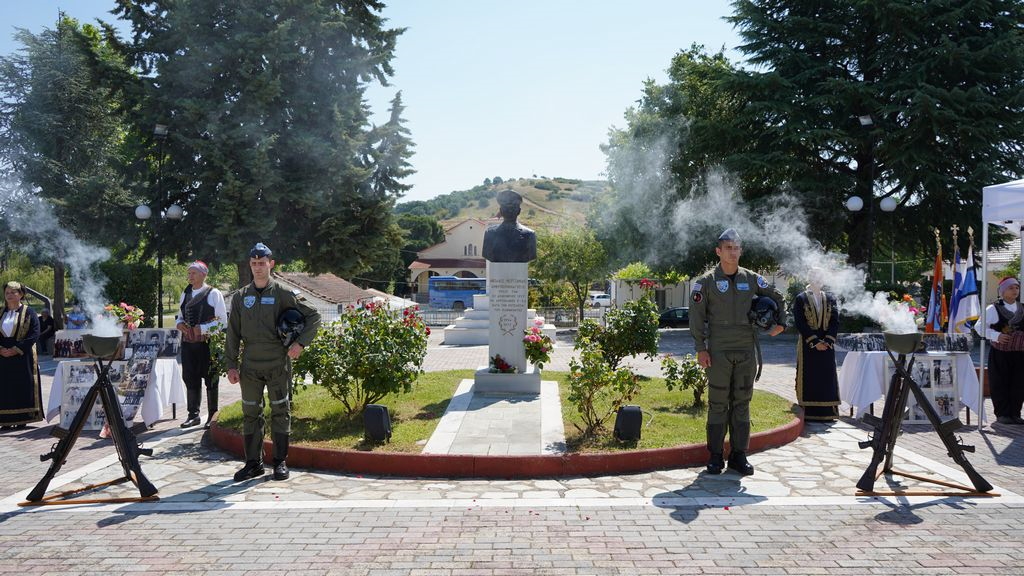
[[210, 415, 804, 478]]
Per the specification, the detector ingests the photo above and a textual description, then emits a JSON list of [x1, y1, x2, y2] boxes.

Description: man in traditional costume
[[985, 276, 1024, 425], [175, 260, 227, 429]]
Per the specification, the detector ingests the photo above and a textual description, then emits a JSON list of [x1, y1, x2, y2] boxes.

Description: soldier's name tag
[[737, 282, 750, 291], [260, 296, 276, 305]]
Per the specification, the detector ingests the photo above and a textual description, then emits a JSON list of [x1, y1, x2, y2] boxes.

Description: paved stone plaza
[[1, 329, 1023, 575]]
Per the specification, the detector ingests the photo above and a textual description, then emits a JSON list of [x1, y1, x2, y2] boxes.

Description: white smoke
[[601, 140, 917, 333], [0, 177, 122, 337]]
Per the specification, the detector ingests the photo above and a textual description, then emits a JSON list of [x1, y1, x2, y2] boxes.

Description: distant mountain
[[394, 177, 609, 232]]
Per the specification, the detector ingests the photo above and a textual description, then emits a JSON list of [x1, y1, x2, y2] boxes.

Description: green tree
[[603, 3, 1024, 278], [112, 0, 406, 283], [726, 0, 1024, 269], [0, 16, 140, 323], [533, 227, 608, 321]]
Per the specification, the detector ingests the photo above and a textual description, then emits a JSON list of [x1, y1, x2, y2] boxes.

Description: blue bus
[[428, 276, 486, 311]]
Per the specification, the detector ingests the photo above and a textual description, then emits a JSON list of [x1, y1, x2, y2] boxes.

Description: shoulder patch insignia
[[692, 282, 702, 292], [757, 275, 769, 288], [692, 292, 703, 303]]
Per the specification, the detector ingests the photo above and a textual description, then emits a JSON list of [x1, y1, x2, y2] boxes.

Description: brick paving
[[1, 329, 1022, 575]]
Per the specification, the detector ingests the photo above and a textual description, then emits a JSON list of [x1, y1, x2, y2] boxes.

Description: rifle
[[856, 337, 992, 494], [25, 337, 157, 504], [856, 355, 914, 492]]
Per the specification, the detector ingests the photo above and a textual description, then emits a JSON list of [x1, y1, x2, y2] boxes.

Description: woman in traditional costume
[[0, 281, 43, 428], [793, 268, 840, 422]]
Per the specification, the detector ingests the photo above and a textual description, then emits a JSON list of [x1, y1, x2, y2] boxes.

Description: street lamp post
[[880, 196, 898, 284], [847, 114, 879, 282], [846, 194, 898, 284], [135, 124, 181, 327]]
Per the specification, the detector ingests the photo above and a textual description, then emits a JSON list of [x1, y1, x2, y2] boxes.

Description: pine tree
[[113, 0, 406, 282]]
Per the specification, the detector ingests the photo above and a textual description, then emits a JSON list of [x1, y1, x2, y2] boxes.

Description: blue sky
[[1, 1, 743, 202]]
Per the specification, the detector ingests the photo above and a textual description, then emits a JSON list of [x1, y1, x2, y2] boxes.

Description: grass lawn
[[216, 370, 797, 453]]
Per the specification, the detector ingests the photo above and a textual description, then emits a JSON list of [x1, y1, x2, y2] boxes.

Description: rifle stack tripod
[[856, 331, 994, 497], [20, 334, 159, 506]]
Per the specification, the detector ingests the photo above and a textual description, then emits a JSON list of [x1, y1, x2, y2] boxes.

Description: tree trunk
[[53, 260, 66, 329], [236, 260, 252, 288]]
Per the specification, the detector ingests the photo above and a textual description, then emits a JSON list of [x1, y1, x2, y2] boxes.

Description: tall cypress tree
[[0, 16, 138, 320]]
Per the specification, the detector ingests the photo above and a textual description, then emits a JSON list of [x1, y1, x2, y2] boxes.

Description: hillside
[[394, 177, 609, 233]]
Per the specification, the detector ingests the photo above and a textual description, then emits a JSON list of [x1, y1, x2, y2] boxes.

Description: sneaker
[[180, 416, 201, 429], [705, 453, 724, 474], [273, 461, 290, 481], [727, 452, 755, 476], [233, 461, 265, 482]]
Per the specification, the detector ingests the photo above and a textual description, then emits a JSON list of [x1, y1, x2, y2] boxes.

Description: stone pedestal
[[472, 262, 540, 393], [443, 294, 555, 346]]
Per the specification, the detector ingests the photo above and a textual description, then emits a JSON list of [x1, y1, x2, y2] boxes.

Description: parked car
[[658, 307, 689, 328], [589, 293, 612, 307]]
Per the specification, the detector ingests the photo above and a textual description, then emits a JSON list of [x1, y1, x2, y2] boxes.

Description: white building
[[408, 218, 496, 301]]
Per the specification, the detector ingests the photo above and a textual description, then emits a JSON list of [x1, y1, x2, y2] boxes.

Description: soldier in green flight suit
[[225, 243, 321, 482], [689, 229, 786, 476]]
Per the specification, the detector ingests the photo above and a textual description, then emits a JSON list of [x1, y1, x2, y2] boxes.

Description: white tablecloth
[[838, 351, 980, 417], [46, 358, 186, 427]]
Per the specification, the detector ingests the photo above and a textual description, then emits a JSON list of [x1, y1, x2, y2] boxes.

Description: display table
[[46, 358, 186, 428], [838, 351, 980, 419]]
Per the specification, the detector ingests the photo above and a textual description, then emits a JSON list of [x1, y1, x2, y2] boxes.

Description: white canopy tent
[[978, 178, 1024, 429]]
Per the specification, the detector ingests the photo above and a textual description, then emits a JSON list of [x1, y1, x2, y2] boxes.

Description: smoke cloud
[[600, 138, 917, 332], [1, 177, 122, 337]]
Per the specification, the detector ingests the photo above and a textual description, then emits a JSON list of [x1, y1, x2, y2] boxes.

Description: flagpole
[[980, 224, 989, 431]]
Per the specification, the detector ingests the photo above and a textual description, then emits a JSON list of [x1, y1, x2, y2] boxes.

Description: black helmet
[[277, 308, 305, 347], [748, 296, 779, 330]]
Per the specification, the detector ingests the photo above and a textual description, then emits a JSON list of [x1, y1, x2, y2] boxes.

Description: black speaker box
[[613, 405, 642, 442], [364, 404, 392, 443]]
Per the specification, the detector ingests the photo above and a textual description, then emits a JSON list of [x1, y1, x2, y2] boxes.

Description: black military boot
[[272, 433, 290, 480], [727, 451, 755, 476], [705, 453, 725, 474], [233, 460, 265, 481]]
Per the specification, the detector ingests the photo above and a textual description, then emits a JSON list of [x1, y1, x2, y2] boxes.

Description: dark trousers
[[989, 347, 1024, 418], [181, 341, 218, 419]]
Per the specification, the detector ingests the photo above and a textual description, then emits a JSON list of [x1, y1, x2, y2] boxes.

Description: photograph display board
[[125, 329, 181, 359], [58, 342, 161, 430], [53, 329, 95, 359], [886, 354, 960, 423]]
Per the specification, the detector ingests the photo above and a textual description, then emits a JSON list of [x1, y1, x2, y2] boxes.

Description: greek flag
[[948, 245, 981, 334]]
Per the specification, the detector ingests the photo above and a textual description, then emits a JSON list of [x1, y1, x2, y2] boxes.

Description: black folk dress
[[793, 290, 840, 421], [0, 305, 44, 426]]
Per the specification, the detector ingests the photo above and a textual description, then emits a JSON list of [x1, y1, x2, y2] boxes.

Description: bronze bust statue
[[483, 189, 537, 263]]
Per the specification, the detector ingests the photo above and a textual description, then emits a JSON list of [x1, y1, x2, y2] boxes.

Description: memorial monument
[[475, 189, 541, 393]]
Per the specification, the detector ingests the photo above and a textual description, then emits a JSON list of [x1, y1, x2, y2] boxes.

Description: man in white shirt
[[175, 261, 228, 428]]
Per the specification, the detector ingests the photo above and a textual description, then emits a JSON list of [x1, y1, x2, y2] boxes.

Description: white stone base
[[443, 326, 489, 346], [473, 364, 541, 394]]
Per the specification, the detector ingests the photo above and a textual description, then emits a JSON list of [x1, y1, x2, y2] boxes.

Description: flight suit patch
[[716, 280, 729, 293], [757, 276, 769, 288], [737, 282, 750, 291], [243, 295, 256, 308], [261, 296, 276, 305]]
